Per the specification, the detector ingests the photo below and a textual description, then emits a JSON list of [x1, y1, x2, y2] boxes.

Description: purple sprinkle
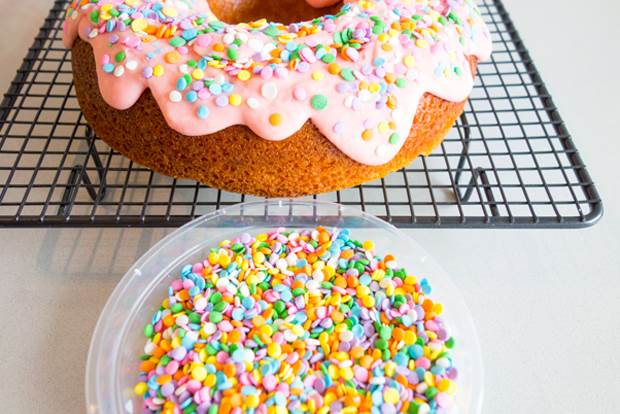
[[333, 121, 344, 134], [215, 95, 229, 107]]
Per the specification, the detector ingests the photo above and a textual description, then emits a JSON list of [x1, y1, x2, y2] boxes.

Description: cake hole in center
[[207, 0, 343, 25]]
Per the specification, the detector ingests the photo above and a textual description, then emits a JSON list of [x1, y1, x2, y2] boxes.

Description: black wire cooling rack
[[0, 0, 603, 228]]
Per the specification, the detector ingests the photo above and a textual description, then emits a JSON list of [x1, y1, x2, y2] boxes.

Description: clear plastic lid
[[86, 200, 483, 414]]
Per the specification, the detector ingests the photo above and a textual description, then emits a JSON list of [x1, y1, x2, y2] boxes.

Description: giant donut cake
[[63, 0, 491, 197]]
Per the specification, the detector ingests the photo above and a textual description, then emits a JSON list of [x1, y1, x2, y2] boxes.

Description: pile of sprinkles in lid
[[135, 227, 458, 414], [63, 0, 491, 166]]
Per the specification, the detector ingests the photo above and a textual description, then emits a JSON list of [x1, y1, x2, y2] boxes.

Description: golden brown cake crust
[[71, 38, 473, 197]]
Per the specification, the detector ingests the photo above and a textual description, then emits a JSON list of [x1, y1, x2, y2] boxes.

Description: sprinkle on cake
[[63, 0, 491, 166]]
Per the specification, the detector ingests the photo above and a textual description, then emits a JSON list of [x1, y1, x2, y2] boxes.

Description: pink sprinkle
[[262, 375, 278, 392], [186, 380, 201, 393], [260, 66, 273, 80], [275, 67, 288, 78], [198, 88, 210, 100], [345, 47, 359, 62], [436, 392, 452, 408], [165, 360, 179, 375], [293, 86, 307, 101], [354, 366, 368, 382], [196, 34, 212, 48], [300, 47, 316, 63], [178, 46, 189, 55], [102, 54, 110, 64], [218, 320, 233, 332]]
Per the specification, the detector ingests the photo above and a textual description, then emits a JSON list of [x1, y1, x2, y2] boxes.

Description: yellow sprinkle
[[383, 387, 400, 404], [162, 7, 177, 17], [246, 394, 260, 408], [191, 366, 207, 382], [131, 18, 148, 33], [312, 71, 324, 81], [416, 39, 429, 48], [363, 240, 375, 250], [269, 113, 283, 126], [192, 68, 204, 80], [134, 382, 148, 396], [237, 70, 251, 81], [229, 94, 243, 106], [267, 342, 282, 358], [404, 55, 415, 68], [153, 65, 164, 77], [378, 122, 390, 134], [368, 83, 380, 93]]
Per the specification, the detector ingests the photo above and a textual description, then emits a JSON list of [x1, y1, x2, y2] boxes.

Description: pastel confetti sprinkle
[[135, 227, 458, 413]]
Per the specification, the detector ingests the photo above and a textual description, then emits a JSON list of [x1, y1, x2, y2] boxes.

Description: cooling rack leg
[[453, 112, 499, 216], [58, 126, 108, 217]]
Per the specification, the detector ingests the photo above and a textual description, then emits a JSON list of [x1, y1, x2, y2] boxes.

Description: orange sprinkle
[[269, 113, 283, 126]]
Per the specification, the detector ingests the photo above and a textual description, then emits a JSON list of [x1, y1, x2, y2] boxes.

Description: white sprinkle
[[88, 29, 99, 39], [344, 95, 354, 108], [246, 97, 260, 109], [237, 32, 248, 43], [261, 82, 278, 100], [169, 90, 182, 102], [223, 32, 235, 44], [358, 89, 372, 102], [179, 64, 189, 74], [247, 38, 262, 53], [125, 60, 138, 71], [375, 145, 389, 157], [113, 65, 125, 77]]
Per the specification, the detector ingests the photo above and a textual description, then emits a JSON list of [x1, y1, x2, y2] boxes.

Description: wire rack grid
[[0, 0, 603, 228]]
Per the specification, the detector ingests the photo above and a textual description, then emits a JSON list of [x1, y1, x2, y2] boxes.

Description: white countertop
[[1, 1, 619, 413]]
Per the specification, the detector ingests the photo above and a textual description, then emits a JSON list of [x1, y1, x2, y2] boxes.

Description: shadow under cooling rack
[[0, 0, 603, 228]]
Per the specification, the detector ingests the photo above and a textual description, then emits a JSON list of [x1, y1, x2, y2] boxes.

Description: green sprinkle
[[340, 68, 355, 81], [292, 288, 306, 297], [169, 37, 186, 48], [445, 337, 455, 349], [171, 303, 184, 313], [143, 324, 154, 338], [90, 10, 99, 24], [209, 292, 222, 303], [114, 50, 126, 63], [311, 94, 328, 110], [425, 387, 438, 399], [227, 47, 238, 60], [321, 53, 336, 64], [396, 78, 407, 88], [209, 311, 223, 323], [389, 133, 400, 145], [379, 325, 392, 340], [375, 338, 388, 350], [263, 25, 280, 37]]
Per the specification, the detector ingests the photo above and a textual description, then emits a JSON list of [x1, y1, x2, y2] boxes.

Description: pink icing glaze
[[63, 0, 492, 166]]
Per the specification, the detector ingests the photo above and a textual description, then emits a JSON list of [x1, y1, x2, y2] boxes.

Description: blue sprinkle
[[102, 63, 115, 73], [242, 296, 255, 310], [232, 308, 245, 321], [186, 90, 198, 103], [373, 57, 385, 67], [209, 83, 222, 95], [274, 392, 286, 406], [176, 77, 188, 91], [182, 29, 198, 41]]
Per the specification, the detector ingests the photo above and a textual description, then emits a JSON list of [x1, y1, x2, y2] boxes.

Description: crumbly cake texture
[[135, 227, 459, 414], [64, 0, 490, 196]]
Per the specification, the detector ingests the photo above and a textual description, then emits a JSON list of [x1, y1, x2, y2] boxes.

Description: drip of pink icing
[[63, 0, 492, 166]]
